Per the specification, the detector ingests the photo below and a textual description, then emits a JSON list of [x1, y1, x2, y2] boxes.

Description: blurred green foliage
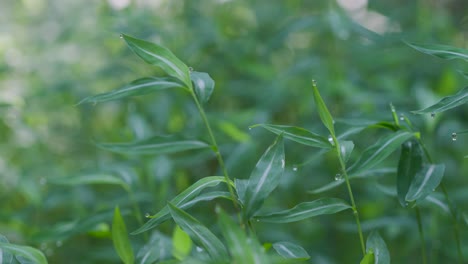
[[0, 0, 467, 263]]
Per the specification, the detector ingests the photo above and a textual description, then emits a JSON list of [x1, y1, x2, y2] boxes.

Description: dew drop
[[56, 241, 63, 247], [312, 79, 317, 86], [404, 202, 409, 207], [399, 114, 404, 121], [39, 178, 47, 185], [196, 247, 203, 253], [256, 219, 260, 222], [119, 34, 123, 39], [248, 127, 252, 131], [328, 135, 334, 146], [188, 66, 193, 72], [292, 165, 298, 172], [334, 174, 342, 181], [452, 132, 457, 141], [145, 213, 151, 218], [430, 112, 435, 118]]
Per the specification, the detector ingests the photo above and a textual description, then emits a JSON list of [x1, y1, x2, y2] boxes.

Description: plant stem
[[416, 207, 428, 264], [440, 183, 463, 264], [332, 135, 366, 256], [189, 91, 239, 211]]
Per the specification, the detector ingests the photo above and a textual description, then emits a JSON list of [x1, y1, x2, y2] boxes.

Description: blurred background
[[1, 0, 467, 263]]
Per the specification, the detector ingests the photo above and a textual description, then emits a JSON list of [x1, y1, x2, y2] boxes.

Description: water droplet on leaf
[[188, 66, 193, 72], [452, 132, 457, 141], [399, 114, 404, 121], [430, 112, 435, 118], [248, 127, 252, 131], [334, 174, 342, 181], [145, 213, 151, 218], [312, 80, 317, 86], [292, 165, 298, 171], [328, 135, 334, 146], [119, 34, 123, 39]]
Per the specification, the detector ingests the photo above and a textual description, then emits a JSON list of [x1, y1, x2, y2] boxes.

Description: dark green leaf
[[366, 231, 390, 264], [348, 131, 415, 176], [121, 34, 191, 87], [234, 179, 248, 205], [132, 177, 233, 234], [397, 140, 423, 207], [255, 198, 351, 223], [272, 241, 310, 260], [78, 77, 185, 105], [412, 86, 468, 114], [136, 232, 172, 264], [112, 206, 134, 264], [96, 135, 210, 155], [312, 81, 335, 137], [191, 71, 215, 103], [405, 42, 468, 61], [0, 242, 48, 264], [168, 203, 228, 261], [243, 134, 285, 219], [405, 164, 445, 203], [251, 124, 332, 149]]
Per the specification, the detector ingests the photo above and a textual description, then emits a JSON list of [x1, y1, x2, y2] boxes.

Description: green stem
[[440, 183, 464, 264], [189, 90, 239, 211], [416, 207, 428, 264], [125, 187, 148, 241], [332, 135, 366, 256]]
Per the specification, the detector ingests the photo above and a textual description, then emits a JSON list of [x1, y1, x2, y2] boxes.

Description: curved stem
[[416, 207, 428, 264], [332, 135, 366, 256]]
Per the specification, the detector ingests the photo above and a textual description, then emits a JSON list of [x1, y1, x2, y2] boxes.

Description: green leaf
[[312, 80, 335, 137], [96, 135, 210, 155], [360, 252, 375, 264], [217, 208, 266, 263], [397, 140, 423, 207], [340, 140, 354, 163], [191, 71, 215, 103], [234, 179, 248, 205], [112, 206, 134, 264], [132, 177, 233, 234], [366, 231, 390, 264], [272, 241, 310, 260], [136, 231, 172, 264], [348, 131, 415, 176], [167, 203, 228, 261], [0, 242, 48, 264], [405, 41, 468, 61], [0, 235, 14, 264], [78, 77, 185, 105], [172, 225, 192, 261], [405, 164, 445, 203], [251, 124, 332, 149], [48, 173, 127, 187], [412, 86, 468, 114], [243, 134, 285, 219], [255, 198, 351, 223], [121, 34, 191, 87]]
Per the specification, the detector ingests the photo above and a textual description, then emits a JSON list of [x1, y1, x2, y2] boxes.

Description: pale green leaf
[[412, 86, 468, 114], [312, 81, 335, 136], [406, 42, 468, 61], [272, 241, 310, 260], [172, 225, 192, 261], [121, 34, 191, 87], [366, 231, 390, 264], [78, 77, 185, 105], [0, 235, 13, 264], [168, 203, 228, 261], [250, 124, 332, 149], [360, 252, 374, 264], [191, 71, 215, 103], [243, 134, 284, 219], [112, 206, 134, 264], [255, 198, 351, 223], [405, 164, 445, 203], [0, 242, 47, 264]]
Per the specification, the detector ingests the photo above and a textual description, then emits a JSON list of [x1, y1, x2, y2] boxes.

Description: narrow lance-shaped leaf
[[132, 176, 233, 234], [250, 124, 332, 149], [412, 86, 468, 114], [78, 77, 185, 105], [366, 231, 390, 264], [0, 235, 14, 264], [172, 225, 192, 261], [48, 173, 127, 187], [397, 140, 423, 207], [217, 208, 267, 263], [112, 206, 134, 264], [348, 131, 415, 176], [121, 34, 191, 87], [243, 134, 284, 219], [272, 241, 310, 260], [96, 135, 210, 155], [312, 80, 335, 137], [191, 71, 215, 104], [405, 41, 468, 61], [405, 164, 445, 203], [167, 203, 228, 261], [0, 242, 48, 264], [255, 198, 351, 223]]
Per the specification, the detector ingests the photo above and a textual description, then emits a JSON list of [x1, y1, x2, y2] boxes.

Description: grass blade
[[121, 34, 191, 87], [243, 134, 284, 219], [96, 135, 210, 155], [168, 203, 228, 261], [272, 241, 310, 260], [405, 41, 468, 61], [191, 71, 215, 104], [48, 173, 127, 187], [366, 231, 390, 264], [312, 80, 335, 136], [0, 242, 48, 264], [250, 124, 332, 149], [132, 177, 233, 234], [348, 131, 415, 176], [255, 198, 351, 223], [405, 164, 445, 203], [112, 206, 134, 264], [412, 86, 468, 114], [78, 77, 185, 105], [397, 140, 423, 207]]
